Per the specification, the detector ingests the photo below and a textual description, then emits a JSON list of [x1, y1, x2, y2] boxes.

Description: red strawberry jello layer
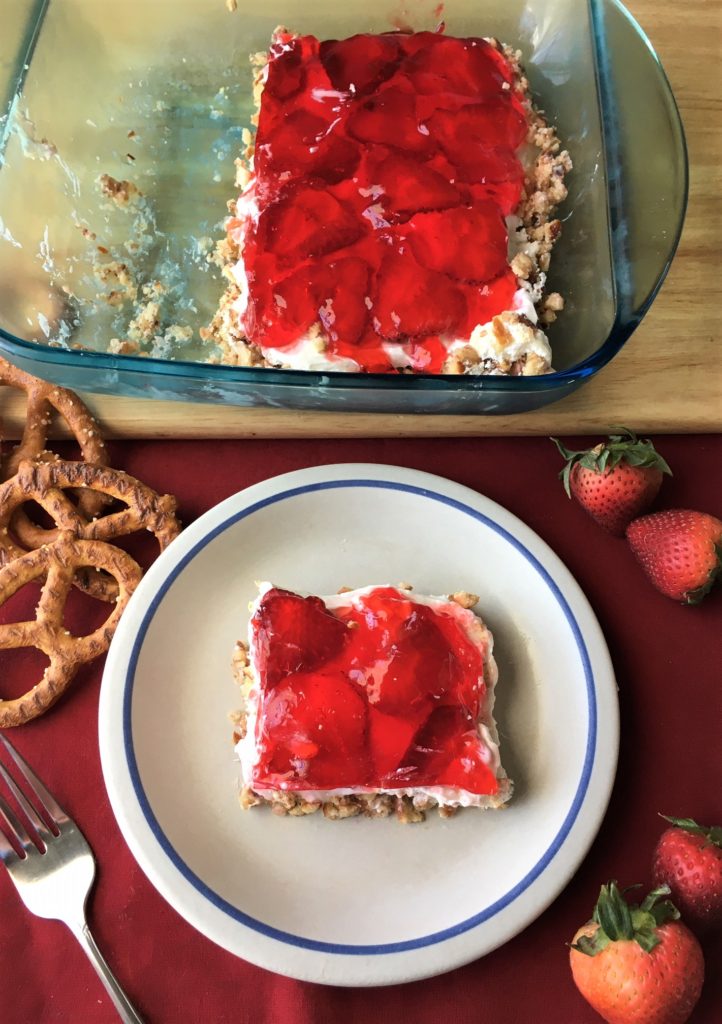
[[209, 28, 571, 376], [232, 585, 512, 821]]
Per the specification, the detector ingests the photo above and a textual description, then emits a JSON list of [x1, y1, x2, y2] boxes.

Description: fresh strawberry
[[626, 510, 722, 603], [569, 882, 704, 1024], [552, 429, 672, 535], [653, 816, 722, 931]]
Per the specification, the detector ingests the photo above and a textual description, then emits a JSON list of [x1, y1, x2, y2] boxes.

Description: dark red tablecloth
[[1, 434, 721, 1024]]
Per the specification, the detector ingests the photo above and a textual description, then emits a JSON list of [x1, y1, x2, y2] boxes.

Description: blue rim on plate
[[121, 479, 597, 956]]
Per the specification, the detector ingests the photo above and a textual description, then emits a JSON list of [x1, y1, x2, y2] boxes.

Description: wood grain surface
[[1, 0, 720, 439]]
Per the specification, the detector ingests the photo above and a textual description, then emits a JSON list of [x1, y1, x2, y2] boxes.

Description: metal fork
[[0, 734, 144, 1024]]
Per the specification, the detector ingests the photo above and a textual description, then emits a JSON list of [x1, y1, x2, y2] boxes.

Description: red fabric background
[[1, 434, 721, 1024]]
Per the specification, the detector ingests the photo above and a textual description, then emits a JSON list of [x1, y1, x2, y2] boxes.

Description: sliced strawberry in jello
[[316, 257, 370, 345], [261, 266, 319, 345], [259, 186, 362, 264], [258, 671, 370, 788], [372, 605, 460, 715], [404, 35, 511, 98], [394, 706, 466, 784], [439, 731, 499, 793], [463, 269, 519, 339], [429, 101, 528, 161], [394, 705, 496, 790], [367, 708, 421, 781], [256, 110, 360, 186], [366, 152, 460, 219], [407, 203, 508, 283], [263, 44, 307, 101], [372, 251, 465, 339], [253, 257, 370, 350], [320, 33, 402, 94], [347, 84, 432, 154], [253, 588, 348, 687], [452, 147, 525, 209], [400, 337, 449, 373]]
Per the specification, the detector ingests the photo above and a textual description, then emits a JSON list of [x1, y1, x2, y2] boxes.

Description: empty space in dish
[[0, 0, 614, 373]]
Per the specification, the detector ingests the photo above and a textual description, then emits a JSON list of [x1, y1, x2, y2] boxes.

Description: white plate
[[99, 464, 618, 987]]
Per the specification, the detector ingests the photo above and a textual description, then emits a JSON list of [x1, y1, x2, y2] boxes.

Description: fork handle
[[67, 921, 145, 1024]]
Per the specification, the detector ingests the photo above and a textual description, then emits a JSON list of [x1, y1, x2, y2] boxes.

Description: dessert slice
[[207, 28, 571, 375], [232, 584, 512, 822]]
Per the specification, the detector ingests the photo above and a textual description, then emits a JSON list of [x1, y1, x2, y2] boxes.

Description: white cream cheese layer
[[261, 335, 363, 372], [235, 584, 510, 808], [446, 312, 552, 375]]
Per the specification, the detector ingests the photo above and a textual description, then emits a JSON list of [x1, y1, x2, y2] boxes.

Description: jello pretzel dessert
[[207, 27, 571, 376], [232, 583, 511, 823]]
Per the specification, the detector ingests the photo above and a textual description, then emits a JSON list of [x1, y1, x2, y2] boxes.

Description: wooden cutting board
[[1, 0, 719, 439]]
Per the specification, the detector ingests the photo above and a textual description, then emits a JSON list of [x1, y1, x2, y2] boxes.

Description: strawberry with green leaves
[[552, 429, 671, 535], [626, 510, 722, 603], [653, 816, 722, 932], [569, 882, 704, 1024]]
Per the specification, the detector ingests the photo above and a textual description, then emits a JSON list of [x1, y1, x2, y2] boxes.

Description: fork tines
[[0, 735, 63, 857]]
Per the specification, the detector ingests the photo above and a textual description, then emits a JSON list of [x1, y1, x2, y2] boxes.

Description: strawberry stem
[[660, 814, 722, 847], [572, 882, 680, 957], [595, 881, 634, 941], [550, 428, 672, 499]]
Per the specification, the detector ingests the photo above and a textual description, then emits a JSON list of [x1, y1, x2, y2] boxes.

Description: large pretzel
[[0, 534, 143, 727], [0, 356, 110, 538], [0, 459, 181, 601]]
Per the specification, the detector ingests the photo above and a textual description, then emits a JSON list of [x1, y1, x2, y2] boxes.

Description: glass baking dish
[[0, 0, 687, 414]]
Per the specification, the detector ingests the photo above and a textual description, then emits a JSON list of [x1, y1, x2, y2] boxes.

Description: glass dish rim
[[0, 0, 688, 396]]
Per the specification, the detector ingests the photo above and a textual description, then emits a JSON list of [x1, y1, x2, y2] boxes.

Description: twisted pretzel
[[0, 356, 109, 539], [0, 533, 143, 727], [0, 460, 181, 601]]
